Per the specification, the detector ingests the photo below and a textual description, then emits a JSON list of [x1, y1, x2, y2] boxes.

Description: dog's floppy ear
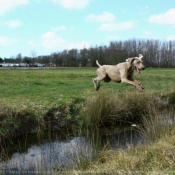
[[138, 54, 143, 60], [126, 57, 135, 63]]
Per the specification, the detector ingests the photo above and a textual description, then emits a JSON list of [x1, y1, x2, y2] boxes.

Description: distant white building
[[35, 63, 44, 67], [19, 63, 29, 67], [0, 63, 30, 67], [0, 63, 13, 67]]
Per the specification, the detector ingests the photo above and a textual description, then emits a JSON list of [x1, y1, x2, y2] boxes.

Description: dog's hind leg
[[92, 75, 107, 90]]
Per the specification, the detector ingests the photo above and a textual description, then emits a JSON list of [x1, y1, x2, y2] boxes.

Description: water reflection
[[1, 127, 144, 174]]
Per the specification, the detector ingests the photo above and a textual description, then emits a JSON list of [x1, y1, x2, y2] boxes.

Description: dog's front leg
[[121, 78, 144, 92], [134, 82, 144, 92], [134, 80, 144, 89]]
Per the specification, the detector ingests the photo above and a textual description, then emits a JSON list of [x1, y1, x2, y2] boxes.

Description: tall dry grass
[[67, 91, 175, 175], [80, 90, 169, 128]]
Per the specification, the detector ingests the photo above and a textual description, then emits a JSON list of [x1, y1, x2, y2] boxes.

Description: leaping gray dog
[[92, 54, 145, 92]]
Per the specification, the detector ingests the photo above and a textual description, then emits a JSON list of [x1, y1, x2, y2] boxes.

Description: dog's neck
[[128, 63, 134, 73]]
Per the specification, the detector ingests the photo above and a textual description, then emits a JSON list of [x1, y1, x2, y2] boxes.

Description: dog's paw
[[140, 83, 145, 89], [96, 85, 100, 91], [135, 84, 144, 92], [135, 80, 144, 89], [138, 88, 144, 92]]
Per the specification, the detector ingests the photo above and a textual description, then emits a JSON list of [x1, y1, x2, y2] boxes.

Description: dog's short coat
[[92, 54, 145, 92]]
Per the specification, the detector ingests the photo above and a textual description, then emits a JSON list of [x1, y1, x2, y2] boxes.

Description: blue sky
[[0, 0, 175, 58]]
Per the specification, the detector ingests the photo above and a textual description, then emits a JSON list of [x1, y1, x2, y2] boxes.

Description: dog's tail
[[96, 60, 101, 67]]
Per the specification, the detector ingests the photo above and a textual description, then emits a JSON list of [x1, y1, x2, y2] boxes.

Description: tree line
[[1, 39, 175, 68]]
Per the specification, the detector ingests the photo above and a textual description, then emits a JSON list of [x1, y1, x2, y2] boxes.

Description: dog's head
[[126, 54, 145, 73]]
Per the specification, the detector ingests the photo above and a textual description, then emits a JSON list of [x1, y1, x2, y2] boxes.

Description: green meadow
[[1, 67, 175, 106], [0, 68, 95, 107]]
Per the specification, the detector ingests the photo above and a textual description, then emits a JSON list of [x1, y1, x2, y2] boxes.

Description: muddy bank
[[0, 104, 78, 142]]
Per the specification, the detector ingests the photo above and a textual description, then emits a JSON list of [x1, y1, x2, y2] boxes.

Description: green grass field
[[0, 67, 175, 108], [0, 68, 95, 107], [0, 67, 175, 137]]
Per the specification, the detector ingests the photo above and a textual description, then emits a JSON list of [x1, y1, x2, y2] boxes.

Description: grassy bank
[[68, 127, 175, 175], [0, 67, 175, 138]]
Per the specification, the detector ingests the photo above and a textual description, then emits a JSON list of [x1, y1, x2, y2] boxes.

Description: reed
[[80, 90, 169, 128]]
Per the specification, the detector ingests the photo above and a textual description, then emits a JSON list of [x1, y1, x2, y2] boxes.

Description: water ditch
[[0, 126, 144, 174]]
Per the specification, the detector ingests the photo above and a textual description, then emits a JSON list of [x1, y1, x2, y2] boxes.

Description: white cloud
[[86, 12, 134, 31], [0, 36, 18, 46], [148, 8, 175, 25], [28, 40, 34, 45], [85, 12, 115, 23], [144, 31, 152, 36], [107, 35, 119, 40], [137, 5, 149, 15], [167, 35, 175, 41], [67, 41, 90, 50], [41, 31, 66, 50], [28, 40, 40, 47], [98, 22, 134, 31], [31, 0, 41, 3], [49, 0, 90, 9], [41, 31, 90, 50], [51, 26, 67, 31], [50, 26, 74, 32], [5, 19, 23, 28], [138, 31, 156, 39], [0, 0, 29, 15]]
